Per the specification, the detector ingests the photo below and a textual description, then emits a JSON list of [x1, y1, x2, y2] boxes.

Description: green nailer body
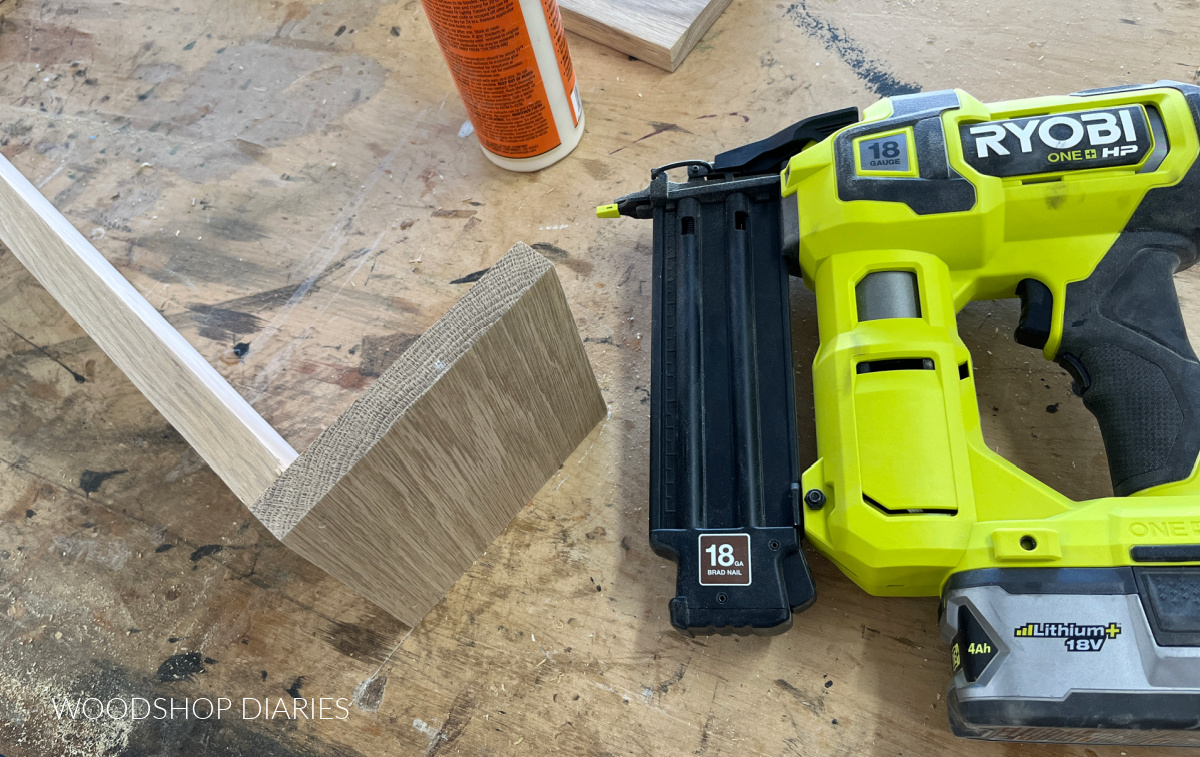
[[607, 81, 1200, 744]]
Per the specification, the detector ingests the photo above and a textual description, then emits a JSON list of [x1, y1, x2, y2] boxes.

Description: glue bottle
[[422, 0, 585, 172]]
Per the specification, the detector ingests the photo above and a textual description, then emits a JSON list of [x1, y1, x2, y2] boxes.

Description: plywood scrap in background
[[560, 0, 733, 71]]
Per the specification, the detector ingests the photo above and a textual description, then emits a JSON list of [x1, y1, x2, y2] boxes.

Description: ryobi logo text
[[960, 105, 1153, 178]]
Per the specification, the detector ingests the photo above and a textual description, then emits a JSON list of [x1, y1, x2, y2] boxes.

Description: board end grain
[[253, 242, 606, 625]]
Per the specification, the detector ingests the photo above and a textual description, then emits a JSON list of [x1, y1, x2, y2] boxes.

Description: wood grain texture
[[255, 242, 606, 624], [560, 0, 731, 71], [0, 154, 297, 507]]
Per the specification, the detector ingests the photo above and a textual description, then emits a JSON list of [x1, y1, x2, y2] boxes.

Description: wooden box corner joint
[[0, 149, 606, 628]]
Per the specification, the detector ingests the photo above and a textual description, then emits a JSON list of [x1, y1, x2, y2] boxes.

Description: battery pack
[[943, 567, 1200, 745]]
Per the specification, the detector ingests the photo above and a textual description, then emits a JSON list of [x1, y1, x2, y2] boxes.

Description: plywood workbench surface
[[0, 1, 1197, 755]]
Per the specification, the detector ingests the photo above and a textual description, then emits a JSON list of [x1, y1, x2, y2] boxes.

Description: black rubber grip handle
[[1057, 234, 1200, 496]]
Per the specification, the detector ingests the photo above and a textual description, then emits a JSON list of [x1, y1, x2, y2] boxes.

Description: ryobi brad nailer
[[600, 81, 1200, 745]]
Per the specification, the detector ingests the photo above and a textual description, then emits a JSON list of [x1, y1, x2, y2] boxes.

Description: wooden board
[[560, 0, 732, 71], [255, 243, 606, 624], [2, 0, 1200, 755]]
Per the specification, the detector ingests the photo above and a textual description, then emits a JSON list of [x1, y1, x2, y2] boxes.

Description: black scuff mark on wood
[[154, 543, 174, 553], [532, 243, 594, 276], [635, 122, 691, 144], [287, 676, 305, 698], [80, 469, 127, 494], [696, 710, 715, 755], [531, 242, 570, 261], [323, 613, 408, 663], [784, 2, 921, 97], [189, 544, 223, 562], [1, 319, 88, 382], [157, 652, 206, 682], [450, 268, 489, 284], [657, 662, 688, 694], [774, 678, 826, 714], [426, 689, 474, 757], [610, 122, 693, 155], [185, 304, 264, 342]]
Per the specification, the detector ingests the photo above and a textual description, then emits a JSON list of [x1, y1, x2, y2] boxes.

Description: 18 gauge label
[[960, 105, 1153, 177], [697, 534, 751, 586]]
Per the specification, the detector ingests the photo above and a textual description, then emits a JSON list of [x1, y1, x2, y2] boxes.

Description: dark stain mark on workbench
[[358, 332, 418, 377], [578, 157, 614, 181], [324, 613, 408, 663], [205, 214, 271, 243], [610, 122, 692, 155], [1046, 403, 1060, 413], [25, 509, 35, 519], [784, 2, 921, 97], [531, 242, 570, 261], [637, 122, 690, 144], [186, 305, 265, 342], [287, 676, 305, 698], [80, 469, 127, 494], [335, 25, 347, 36], [1, 320, 88, 382], [532, 242, 595, 276], [167, 244, 377, 332], [450, 268, 489, 284], [657, 663, 688, 694], [190, 544, 223, 562], [775, 678, 825, 713], [188, 284, 300, 316], [155, 543, 174, 553], [233, 342, 251, 358], [157, 652, 206, 682], [427, 689, 474, 757], [696, 710, 715, 754], [390, 26, 401, 36]]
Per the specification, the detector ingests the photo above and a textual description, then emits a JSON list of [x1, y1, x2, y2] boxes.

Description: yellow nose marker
[[596, 203, 620, 219]]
